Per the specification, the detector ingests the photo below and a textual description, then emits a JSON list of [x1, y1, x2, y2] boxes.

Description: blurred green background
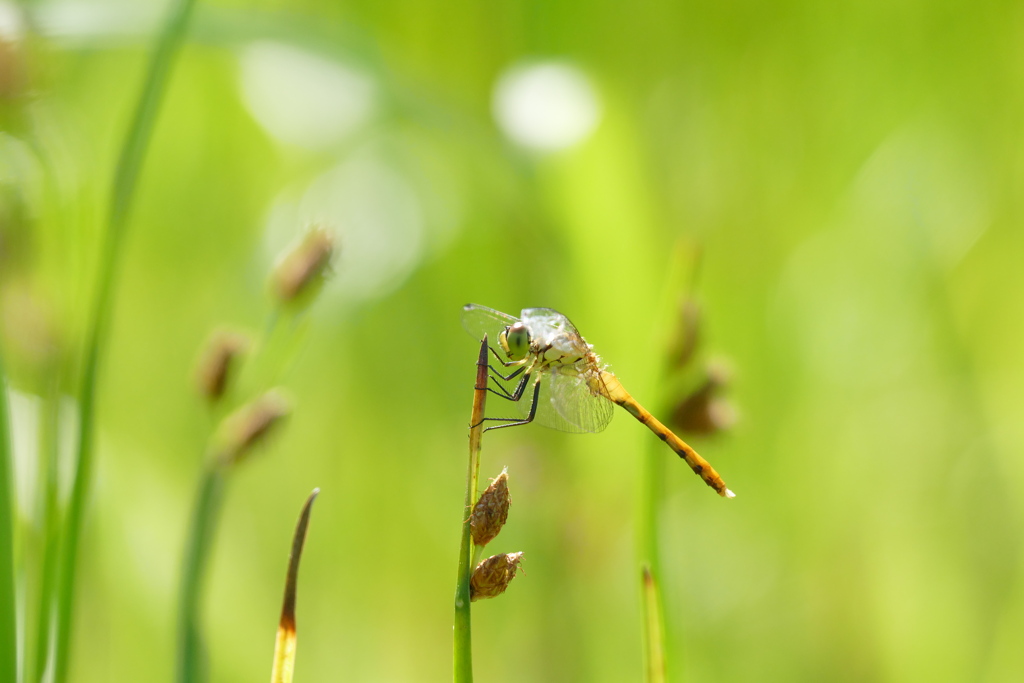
[[2, 0, 1023, 681]]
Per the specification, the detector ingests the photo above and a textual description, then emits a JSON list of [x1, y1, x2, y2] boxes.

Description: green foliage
[[0, 0, 1021, 681]]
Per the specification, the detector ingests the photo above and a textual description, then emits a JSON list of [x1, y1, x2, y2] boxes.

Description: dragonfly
[[462, 304, 735, 498]]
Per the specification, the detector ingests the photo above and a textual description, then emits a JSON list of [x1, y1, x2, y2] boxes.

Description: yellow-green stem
[[454, 336, 489, 682], [639, 443, 670, 683], [638, 241, 699, 682], [642, 565, 667, 683]]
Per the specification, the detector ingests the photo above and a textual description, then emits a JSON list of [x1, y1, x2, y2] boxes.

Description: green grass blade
[[52, 1, 200, 681], [0, 357, 17, 683], [30, 387, 62, 683], [639, 445, 670, 683], [637, 245, 702, 682], [176, 466, 226, 683], [641, 565, 667, 683]]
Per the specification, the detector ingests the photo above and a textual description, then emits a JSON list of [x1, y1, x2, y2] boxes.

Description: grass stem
[[176, 463, 227, 683], [638, 241, 702, 682], [51, 0, 199, 680], [30, 383, 62, 683], [639, 445, 670, 683], [0, 356, 17, 683], [641, 565, 667, 683], [453, 336, 490, 683]]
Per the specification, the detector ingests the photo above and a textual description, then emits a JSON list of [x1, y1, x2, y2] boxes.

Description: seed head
[[670, 361, 736, 435], [216, 390, 290, 467], [471, 468, 510, 548], [470, 552, 524, 602], [0, 284, 59, 370], [0, 39, 28, 104], [195, 328, 249, 403], [271, 227, 335, 307]]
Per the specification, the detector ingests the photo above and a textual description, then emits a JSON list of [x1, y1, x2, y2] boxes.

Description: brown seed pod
[[470, 552, 524, 601], [216, 390, 290, 467], [194, 328, 249, 403], [271, 227, 335, 307], [470, 468, 510, 548], [669, 361, 736, 436]]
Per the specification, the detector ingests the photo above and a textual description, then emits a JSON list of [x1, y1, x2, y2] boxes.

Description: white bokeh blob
[[240, 41, 376, 150], [492, 61, 601, 152]]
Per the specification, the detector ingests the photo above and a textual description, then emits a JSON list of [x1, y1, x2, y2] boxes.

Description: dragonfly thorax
[[540, 345, 583, 367], [498, 321, 584, 368]]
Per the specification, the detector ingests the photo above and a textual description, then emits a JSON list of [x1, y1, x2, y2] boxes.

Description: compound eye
[[502, 322, 530, 360]]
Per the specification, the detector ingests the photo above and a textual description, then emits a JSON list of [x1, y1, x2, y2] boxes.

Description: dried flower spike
[[0, 38, 29, 103], [195, 328, 249, 402], [470, 552, 524, 602], [0, 284, 59, 369], [217, 390, 290, 466], [470, 468, 510, 548], [271, 227, 334, 306], [670, 361, 736, 436]]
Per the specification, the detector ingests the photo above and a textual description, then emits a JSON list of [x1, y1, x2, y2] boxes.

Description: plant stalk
[[639, 241, 701, 682], [30, 383, 62, 683], [639, 447, 669, 683], [0, 356, 17, 683], [176, 463, 227, 683], [51, 0, 199, 680], [454, 336, 490, 683]]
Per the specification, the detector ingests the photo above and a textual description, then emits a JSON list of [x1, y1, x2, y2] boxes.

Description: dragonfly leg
[[477, 350, 527, 395], [487, 345, 520, 368], [486, 379, 517, 401], [486, 369, 529, 401], [487, 364, 526, 383], [479, 377, 541, 432]]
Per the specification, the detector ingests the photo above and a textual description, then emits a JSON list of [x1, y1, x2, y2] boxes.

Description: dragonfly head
[[499, 321, 531, 361]]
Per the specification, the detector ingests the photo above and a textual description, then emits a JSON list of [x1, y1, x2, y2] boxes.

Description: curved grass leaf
[[270, 488, 320, 683], [51, 1, 200, 681]]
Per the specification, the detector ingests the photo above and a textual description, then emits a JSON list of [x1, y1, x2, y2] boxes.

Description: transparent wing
[[504, 366, 613, 434], [508, 372, 595, 434], [548, 365, 614, 433], [461, 304, 519, 344], [520, 308, 591, 355]]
